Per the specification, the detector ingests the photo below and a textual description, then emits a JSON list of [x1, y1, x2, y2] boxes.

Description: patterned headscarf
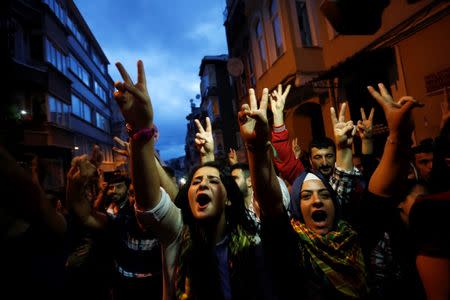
[[288, 169, 368, 298]]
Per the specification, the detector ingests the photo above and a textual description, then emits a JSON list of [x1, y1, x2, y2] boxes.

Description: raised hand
[[112, 136, 131, 157], [239, 88, 270, 147], [270, 84, 291, 127], [194, 117, 214, 162], [367, 83, 422, 139], [357, 107, 374, 140], [114, 60, 153, 130], [89, 145, 104, 168], [330, 102, 357, 149], [228, 148, 238, 165], [67, 155, 98, 186], [291, 137, 302, 160]]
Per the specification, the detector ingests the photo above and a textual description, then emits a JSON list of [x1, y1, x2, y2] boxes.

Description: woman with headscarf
[[239, 85, 367, 299]]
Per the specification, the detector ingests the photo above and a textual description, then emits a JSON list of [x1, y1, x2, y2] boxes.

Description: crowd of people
[[2, 59, 449, 300]]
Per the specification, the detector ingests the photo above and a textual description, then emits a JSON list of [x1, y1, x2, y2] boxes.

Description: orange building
[[224, 0, 449, 157]]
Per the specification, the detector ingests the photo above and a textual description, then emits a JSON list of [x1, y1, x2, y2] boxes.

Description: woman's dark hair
[[174, 161, 257, 299], [175, 160, 256, 235]]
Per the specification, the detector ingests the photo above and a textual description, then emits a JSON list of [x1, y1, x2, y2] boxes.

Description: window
[[43, 0, 66, 24], [95, 112, 109, 132], [67, 15, 89, 51], [295, 0, 313, 47], [72, 94, 91, 122], [255, 19, 268, 71], [69, 54, 91, 86], [270, 0, 284, 57], [247, 48, 256, 88], [94, 80, 107, 102], [92, 52, 106, 74], [49, 95, 70, 127], [45, 38, 66, 73]]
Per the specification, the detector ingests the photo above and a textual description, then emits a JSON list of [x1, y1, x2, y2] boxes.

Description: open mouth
[[311, 210, 327, 222], [320, 166, 331, 173], [196, 194, 211, 208]]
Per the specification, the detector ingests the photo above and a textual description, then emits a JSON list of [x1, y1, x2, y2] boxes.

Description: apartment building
[[224, 0, 449, 156], [1, 0, 119, 190]]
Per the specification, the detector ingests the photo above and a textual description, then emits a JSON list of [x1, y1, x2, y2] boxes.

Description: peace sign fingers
[[338, 102, 347, 123]]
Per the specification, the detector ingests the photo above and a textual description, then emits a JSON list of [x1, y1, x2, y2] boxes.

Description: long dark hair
[[176, 161, 256, 235], [174, 161, 257, 299]]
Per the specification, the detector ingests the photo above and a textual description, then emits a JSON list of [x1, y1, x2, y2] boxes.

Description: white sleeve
[[277, 176, 291, 211], [134, 187, 183, 246]]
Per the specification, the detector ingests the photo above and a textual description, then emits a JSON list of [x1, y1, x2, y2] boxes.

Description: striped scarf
[[175, 225, 257, 300], [291, 219, 368, 298]]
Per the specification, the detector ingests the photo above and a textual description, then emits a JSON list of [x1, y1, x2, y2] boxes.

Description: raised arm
[[114, 60, 160, 210], [270, 84, 304, 184], [368, 83, 422, 197], [239, 88, 283, 218], [194, 117, 214, 164], [357, 107, 375, 155], [228, 148, 238, 166], [113, 135, 178, 201], [291, 137, 302, 160], [330, 102, 357, 172], [0, 148, 67, 236], [66, 155, 108, 230], [154, 156, 179, 201]]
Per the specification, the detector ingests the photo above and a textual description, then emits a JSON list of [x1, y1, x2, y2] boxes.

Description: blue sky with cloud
[[74, 0, 228, 161]]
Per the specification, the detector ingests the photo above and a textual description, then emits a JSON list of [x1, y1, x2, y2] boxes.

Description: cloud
[[74, 0, 228, 160]]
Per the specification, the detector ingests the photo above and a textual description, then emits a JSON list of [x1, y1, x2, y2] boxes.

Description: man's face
[[231, 168, 249, 197], [188, 166, 227, 221], [414, 152, 433, 181], [106, 181, 128, 203], [310, 147, 336, 177], [300, 179, 335, 235]]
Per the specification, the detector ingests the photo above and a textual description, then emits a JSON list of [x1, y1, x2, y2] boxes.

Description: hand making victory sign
[[194, 117, 214, 163], [330, 102, 357, 149], [239, 88, 270, 147], [114, 60, 153, 130]]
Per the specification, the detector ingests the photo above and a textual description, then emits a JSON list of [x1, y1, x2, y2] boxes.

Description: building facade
[[184, 55, 240, 171], [224, 0, 450, 156], [198, 55, 239, 162], [1, 0, 119, 190]]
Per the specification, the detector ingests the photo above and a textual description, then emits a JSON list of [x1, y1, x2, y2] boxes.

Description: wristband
[[272, 124, 286, 133], [126, 124, 156, 142]]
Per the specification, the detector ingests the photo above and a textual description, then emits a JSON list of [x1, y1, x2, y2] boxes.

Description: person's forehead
[[194, 166, 220, 177], [311, 147, 335, 156], [415, 152, 433, 160], [301, 179, 327, 191], [109, 181, 126, 187]]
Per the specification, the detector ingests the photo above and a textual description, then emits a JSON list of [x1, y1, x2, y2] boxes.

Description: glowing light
[[179, 177, 187, 186], [20, 110, 27, 115], [74, 146, 79, 150]]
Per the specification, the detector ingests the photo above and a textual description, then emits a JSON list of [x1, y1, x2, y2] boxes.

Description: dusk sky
[[74, 0, 229, 161]]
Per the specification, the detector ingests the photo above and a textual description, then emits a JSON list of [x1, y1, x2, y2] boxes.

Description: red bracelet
[[126, 124, 156, 142]]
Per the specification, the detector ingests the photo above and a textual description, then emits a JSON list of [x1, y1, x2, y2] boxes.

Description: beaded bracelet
[[126, 123, 156, 142]]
